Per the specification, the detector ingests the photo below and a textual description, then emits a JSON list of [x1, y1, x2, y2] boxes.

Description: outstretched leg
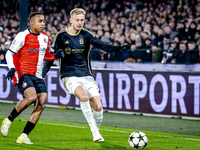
[[1, 87, 37, 137], [74, 86, 104, 142], [17, 92, 47, 144], [75, 86, 96, 131], [90, 96, 103, 130]]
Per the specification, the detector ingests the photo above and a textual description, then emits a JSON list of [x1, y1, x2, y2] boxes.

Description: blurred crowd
[[0, 0, 200, 64]]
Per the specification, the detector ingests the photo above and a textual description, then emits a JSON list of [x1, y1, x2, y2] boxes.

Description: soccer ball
[[128, 131, 148, 149]]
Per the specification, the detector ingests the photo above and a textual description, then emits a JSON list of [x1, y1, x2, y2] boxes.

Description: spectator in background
[[171, 42, 190, 64], [140, 31, 149, 46], [176, 21, 187, 41], [109, 40, 126, 61], [0, 41, 10, 64], [144, 38, 152, 49], [154, 28, 164, 46], [194, 30, 200, 47], [0, 49, 6, 64], [163, 26, 177, 41], [162, 40, 178, 63], [4, 41, 10, 52], [124, 44, 136, 62], [130, 32, 136, 44], [133, 39, 143, 62], [158, 34, 171, 51], [187, 21, 197, 40], [152, 43, 162, 62], [100, 35, 113, 60], [134, 39, 151, 62], [1, 0, 200, 65], [187, 41, 199, 63]]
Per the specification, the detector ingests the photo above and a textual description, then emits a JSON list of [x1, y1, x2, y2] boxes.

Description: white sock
[[93, 109, 103, 129], [20, 133, 27, 137], [6, 118, 11, 123], [80, 101, 97, 132]]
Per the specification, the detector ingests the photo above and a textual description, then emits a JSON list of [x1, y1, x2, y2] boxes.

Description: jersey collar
[[28, 28, 40, 35], [65, 28, 80, 36]]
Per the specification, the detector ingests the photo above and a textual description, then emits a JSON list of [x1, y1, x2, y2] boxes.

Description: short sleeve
[[51, 34, 63, 53], [9, 32, 25, 53]]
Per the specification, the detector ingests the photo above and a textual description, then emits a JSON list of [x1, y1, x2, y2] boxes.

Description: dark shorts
[[17, 74, 47, 96]]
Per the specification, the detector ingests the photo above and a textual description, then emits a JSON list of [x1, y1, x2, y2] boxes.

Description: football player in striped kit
[[1, 12, 64, 144]]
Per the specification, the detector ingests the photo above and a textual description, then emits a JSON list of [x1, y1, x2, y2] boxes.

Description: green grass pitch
[[0, 102, 200, 150]]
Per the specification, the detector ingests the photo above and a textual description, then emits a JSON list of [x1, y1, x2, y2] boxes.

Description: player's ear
[[69, 18, 72, 23], [30, 20, 33, 26], [30, 17, 34, 26]]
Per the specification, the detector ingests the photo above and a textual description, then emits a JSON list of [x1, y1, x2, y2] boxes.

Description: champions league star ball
[[128, 131, 148, 149]]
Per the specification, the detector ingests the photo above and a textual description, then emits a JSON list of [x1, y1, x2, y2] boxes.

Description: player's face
[[70, 14, 85, 31], [30, 14, 45, 34]]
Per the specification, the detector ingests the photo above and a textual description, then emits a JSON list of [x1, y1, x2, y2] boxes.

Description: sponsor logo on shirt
[[64, 47, 84, 54], [27, 48, 46, 52], [65, 47, 71, 54]]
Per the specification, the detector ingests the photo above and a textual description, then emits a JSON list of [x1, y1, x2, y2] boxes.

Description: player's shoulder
[[41, 31, 48, 37], [54, 28, 66, 40], [81, 28, 95, 37], [56, 28, 66, 36], [14, 29, 30, 40]]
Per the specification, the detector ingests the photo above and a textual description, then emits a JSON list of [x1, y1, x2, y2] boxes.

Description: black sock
[[22, 121, 35, 135], [8, 108, 20, 122]]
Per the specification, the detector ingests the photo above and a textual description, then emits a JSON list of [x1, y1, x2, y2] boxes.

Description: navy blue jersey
[[52, 28, 120, 79]]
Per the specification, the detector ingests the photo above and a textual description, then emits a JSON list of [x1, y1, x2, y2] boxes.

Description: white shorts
[[62, 76, 100, 99]]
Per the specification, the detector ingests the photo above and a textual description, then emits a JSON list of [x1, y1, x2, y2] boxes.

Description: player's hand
[[120, 45, 130, 51], [54, 49, 65, 59], [6, 68, 15, 80]]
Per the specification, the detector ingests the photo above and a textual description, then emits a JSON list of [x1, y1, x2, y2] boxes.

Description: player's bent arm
[[6, 50, 15, 69]]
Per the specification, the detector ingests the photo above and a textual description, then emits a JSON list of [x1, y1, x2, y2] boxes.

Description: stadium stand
[[0, 0, 200, 64]]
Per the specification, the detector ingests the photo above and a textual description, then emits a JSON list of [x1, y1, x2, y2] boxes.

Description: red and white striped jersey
[[9, 29, 54, 85]]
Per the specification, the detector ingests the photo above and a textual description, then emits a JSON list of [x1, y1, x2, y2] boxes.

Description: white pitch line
[[3, 118, 200, 142], [156, 135, 200, 141], [36, 120, 200, 142]]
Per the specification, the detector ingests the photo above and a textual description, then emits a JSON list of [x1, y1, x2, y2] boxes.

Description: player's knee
[[80, 95, 89, 102], [26, 96, 37, 104], [93, 104, 102, 112], [37, 103, 45, 112], [40, 104, 46, 110]]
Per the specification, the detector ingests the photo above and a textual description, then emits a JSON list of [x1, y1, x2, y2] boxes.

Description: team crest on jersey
[[79, 37, 84, 44], [65, 47, 71, 54], [44, 38, 47, 43], [22, 82, 27, 88]]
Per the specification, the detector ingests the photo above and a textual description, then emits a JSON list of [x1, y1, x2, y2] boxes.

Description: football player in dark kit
[[43, 8, 130, 142]]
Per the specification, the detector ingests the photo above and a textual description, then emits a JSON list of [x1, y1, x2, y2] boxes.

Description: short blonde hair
[[70, 8, 86, 18]]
